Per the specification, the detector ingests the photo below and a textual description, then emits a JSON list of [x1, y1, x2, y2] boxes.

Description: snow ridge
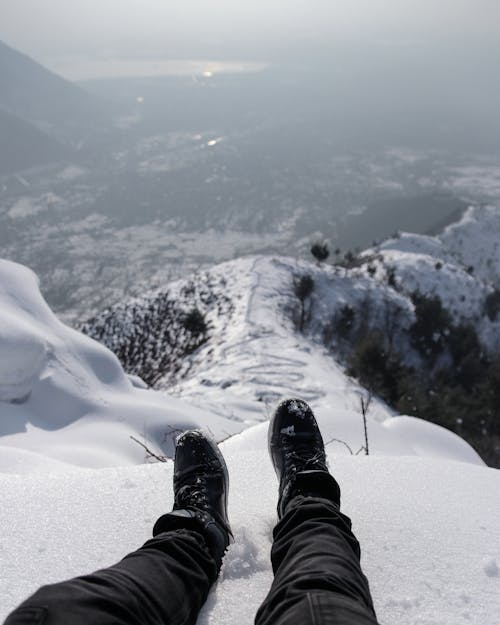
[[1, 204, 500, 624]]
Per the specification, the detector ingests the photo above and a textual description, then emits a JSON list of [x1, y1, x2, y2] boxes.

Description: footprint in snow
[[483, 558, 499, 577]]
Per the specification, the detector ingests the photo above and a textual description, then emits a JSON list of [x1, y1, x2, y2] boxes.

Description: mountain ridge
[[80, 204, 500, 465], [1, 208, 499, 623], [0, 39, 108, 146]]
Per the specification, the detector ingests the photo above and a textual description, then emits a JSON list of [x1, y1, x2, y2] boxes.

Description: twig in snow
[[325, 437, 354, 455], [161, 425, 185, 447], [130, 435, 168, 463]]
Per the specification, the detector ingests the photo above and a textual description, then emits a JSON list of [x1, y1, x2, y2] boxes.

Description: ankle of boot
[[280, 470, 341, 517], [153, 509, 231, 570]]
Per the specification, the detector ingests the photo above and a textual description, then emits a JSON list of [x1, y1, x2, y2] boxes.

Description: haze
[[1, 0, 500, 320], [1, 0, 500, 66]]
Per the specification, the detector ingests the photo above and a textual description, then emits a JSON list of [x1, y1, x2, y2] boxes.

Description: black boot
[[153, 430, 232, 569], [268, 398, 341, 517]]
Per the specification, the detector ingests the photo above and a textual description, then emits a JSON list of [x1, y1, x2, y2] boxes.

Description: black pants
[[5, 497, 379, 625]]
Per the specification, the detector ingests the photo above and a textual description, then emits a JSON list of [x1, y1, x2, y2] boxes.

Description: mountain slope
[[81, 205, 500, 466], [0, 248, 498, 623], [0, 108, 68, 174], [83, 205, 500, 391], [0, 39, 107, 144], [0, 253, 483, 468]]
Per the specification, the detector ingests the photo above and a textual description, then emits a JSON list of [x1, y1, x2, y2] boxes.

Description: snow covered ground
[[0, 259, 244, 467], [0, 253, 485, 469], [1, 426, 499, 624], [1, 200, 500, 623], [358, 204, 500, 354]]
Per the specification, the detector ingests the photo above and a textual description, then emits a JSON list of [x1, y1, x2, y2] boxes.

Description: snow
[[1, 427, 499, 624], [7, 193, 63, 219], [0, 259, 244, 467], [446, 166, 500, 200], [483, 559, 499, 578], [0, 309, 47, 402], [3, 253, 482, 469], [1, 235, 500, 623], [56, 165, 86, 181], [359, 204, 500, 351]]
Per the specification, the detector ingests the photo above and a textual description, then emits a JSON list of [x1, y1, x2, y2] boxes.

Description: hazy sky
[[1, 0, 500, 64]]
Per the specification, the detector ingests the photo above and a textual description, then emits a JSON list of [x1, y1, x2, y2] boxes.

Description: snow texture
[[1, 426, 499, 625], [0, 259, 243, 467], [2, 204, 500, 623], [369, 204, 500, 351]]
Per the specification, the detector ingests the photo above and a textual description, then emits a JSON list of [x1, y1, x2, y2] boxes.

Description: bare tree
[[293, 274, 314, 332], [359, 392, 373, 456], [383, 298, 400, 358]]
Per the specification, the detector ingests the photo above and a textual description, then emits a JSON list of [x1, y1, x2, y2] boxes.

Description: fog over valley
[[1, 2, 499, 321]]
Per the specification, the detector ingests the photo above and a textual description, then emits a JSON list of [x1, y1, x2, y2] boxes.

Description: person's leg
[[4, 431, 231, 625], [256, 399, 379, 625], [5, 527, 217, 625]]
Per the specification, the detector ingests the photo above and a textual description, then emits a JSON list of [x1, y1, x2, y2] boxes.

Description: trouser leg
[[4, 526, 217, 625], [255, 495, 380, 625]]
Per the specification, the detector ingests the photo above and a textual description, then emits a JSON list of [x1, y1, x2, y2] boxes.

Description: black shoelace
[[283, 432, 326, 473], [175, 476, 209, 511]]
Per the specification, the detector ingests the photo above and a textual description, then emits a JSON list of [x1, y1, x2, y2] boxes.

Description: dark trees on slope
[[304, 287, 500, 468], [311, 242, 329, 263], [81, 274, 233, 389], [293, 274, 314, 333]]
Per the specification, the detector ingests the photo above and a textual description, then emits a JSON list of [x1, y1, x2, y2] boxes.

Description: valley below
[[2, 128, 495, 324]]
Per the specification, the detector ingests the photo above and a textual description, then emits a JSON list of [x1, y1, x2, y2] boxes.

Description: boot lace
[[176, 474, 209, 511], [283, 433, 325, 473]]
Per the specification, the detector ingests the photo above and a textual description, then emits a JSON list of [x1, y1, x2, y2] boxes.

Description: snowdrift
[[0, 256, 484, 468], [1, 424, 499, 624], [1, 242, 499, 623], [0, 259, 244, 467]]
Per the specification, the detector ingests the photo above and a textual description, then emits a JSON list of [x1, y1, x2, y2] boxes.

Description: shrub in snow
[[313, 286, 500, 467], [310, 242, 329, 263], [82, 273, 233, 388], [483, 288, 500, 321], [347, 330, 406, 405], [335, 304, 356, 340], [386, 266, 398, 289], [182, 308, 208, 337], [447, 323, 481, 367], [292, 274, 314, 333], [409, 292, 452, 360]]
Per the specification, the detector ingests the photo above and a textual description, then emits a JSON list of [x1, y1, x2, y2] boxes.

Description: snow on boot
[[154, 430, 232, 568], [269, 398, 341, 517]]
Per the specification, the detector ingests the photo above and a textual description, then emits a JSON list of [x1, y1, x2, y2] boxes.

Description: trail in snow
[[169, 256, 400, 454], [1, 251, 486, 467], [1, 230, 499, 624]]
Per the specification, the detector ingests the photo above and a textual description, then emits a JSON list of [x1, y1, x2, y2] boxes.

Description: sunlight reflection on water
[[206, 137, 223, 147], [48, 59, 269, 81]]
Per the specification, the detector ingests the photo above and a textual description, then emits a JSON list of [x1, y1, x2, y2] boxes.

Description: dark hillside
[[0, 40, 108, 145], [0, 109, 68, 174]]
